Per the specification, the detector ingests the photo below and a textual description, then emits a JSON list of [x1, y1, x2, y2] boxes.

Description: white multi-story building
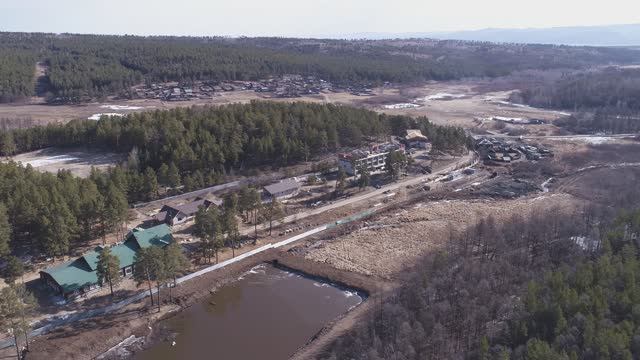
[[338, 142, 405, 176]]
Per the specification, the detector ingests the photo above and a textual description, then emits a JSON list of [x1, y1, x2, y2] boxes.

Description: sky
[[1, 0, 639, 37]]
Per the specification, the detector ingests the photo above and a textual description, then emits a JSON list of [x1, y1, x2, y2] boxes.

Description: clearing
[[7, 148, 122, 177]]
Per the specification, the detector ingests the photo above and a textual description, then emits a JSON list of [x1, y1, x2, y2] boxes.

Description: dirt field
[[0, 79, 569, 137], [363, 82, 567, 136], [7, 147, 122, 177], [302, 192, 580, 279]]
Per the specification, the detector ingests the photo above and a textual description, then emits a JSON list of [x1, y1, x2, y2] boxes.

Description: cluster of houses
[[131, 82, 219, 101], [476, 138, 552, 163], [250, 75, 330, 98], [40, 224, 173, 300], [126, 75, 380, 101], [39, 178, 305, 301]]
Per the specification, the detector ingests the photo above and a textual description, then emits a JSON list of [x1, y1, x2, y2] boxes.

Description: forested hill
[[0, 102, 469, 261], [1, 32, 639, 103], [514, 67, 640, 111], [511, 67, 640, 134], [0, 101, 469, 175], [322, 190, 640, 360]]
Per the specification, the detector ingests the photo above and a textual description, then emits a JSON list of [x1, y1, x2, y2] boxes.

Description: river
[[134, 264, 364, 360]]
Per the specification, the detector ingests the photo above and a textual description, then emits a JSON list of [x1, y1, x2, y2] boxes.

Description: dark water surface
[[135, 264, 364, 360]]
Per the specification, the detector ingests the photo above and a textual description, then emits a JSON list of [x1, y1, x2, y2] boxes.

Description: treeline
[[556, 108, 640, 134], [514, 67, 640, 111], [0, 50, 38, 103], [492, 209, 640, 359], [0, 163, 129, 262], [513, 67, 640, 134], [321, 185, 640, 359], [0, 102, 471, 173], [1, 32, 639, 102], [0, 102, 469, 261]]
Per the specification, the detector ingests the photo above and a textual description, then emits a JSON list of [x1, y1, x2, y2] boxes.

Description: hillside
[[1, 32, 639, 103]]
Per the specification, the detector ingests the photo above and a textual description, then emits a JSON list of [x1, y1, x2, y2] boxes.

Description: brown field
[[0, 79, 569, 138]]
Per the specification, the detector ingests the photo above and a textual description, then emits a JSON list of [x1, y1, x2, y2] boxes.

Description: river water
[[134, 264, 364, 360]]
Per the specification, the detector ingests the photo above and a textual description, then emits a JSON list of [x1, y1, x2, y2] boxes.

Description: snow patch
[[88, 113, 125, 120], [493, 116, 527, 123], [100, 104, 144, 110], [383, 103, 420, 109], [22, 155, 80, 167], [552, 136, 615, 145], [541, 178, 553, 193], [425, 93, 467, 101]]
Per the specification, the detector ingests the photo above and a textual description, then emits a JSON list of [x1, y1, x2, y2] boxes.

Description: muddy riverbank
[[133, 264, 365, 360], [25, 249, 385, 360]]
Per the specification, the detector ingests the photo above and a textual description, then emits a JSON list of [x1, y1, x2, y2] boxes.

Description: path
[[0, 152, 475, 349]]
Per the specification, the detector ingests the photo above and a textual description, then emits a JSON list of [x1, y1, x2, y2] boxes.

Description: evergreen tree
[[96, 247, 121, 297], [133, 247, 161, 308], [143, 167, 159, 201], [262, 199, 285, 236], [167, 163, 181, 188], [163, 242, 189, 301], [385, 150, 408, 181], [0, 285, 35, 359], [101, 184, 128, 243], [0, 202, 11, 259], [335, 168, 347, 198], [2, 256, 24, 285], [357, 163, 371, 190], [157, 163, 169, 186]]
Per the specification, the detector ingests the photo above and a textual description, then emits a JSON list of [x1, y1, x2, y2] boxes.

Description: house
[[154, 199, 214, 226], [39, 224, 173, 300], [264, 179, 301, 200], [404, 129, 432, 151]]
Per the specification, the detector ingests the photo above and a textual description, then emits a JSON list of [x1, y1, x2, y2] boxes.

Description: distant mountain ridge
[[345, 24, 640, 46]]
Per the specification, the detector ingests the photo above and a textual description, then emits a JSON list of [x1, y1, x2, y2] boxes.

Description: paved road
[[0, 152, 476, 350], [241, 151, 476, 234]]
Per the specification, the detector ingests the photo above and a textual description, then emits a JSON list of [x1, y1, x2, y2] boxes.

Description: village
[[124, 75, 376, 102]]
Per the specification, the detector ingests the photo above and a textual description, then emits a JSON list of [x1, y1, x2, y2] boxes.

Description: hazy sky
[[1, 0, 639, 37]]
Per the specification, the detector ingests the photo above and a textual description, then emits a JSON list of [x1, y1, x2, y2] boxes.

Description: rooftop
[[264, 178, 301, 195], [41, 224, 173, 294], [163, 199, 212, 217]]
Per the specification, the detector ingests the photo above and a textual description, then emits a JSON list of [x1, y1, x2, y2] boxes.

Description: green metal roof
[[111, 242, 139, 269], [41, 224, 173, 295], [42, 258, 99, 294], [82, 251, 100, 271], [130, 224, 173, 248]]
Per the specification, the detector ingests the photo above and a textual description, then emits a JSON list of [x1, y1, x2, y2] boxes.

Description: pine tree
[[0, 285, 35, 358], [262, 199, 285, 236], [2, 256, 24, 284], [163, 242, 189, 301], [143, 167, 159, 200], [157, 163, 169, 187], [335, 168, 347, 197], [101, 184, 128, 244], [133, 247, 161, 308], [96, 247, 121, 297], [0, 132, 17, 156], [167, 163, 181, 188], [357, 163, 371, 190], [0, 202, 11, 259]]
